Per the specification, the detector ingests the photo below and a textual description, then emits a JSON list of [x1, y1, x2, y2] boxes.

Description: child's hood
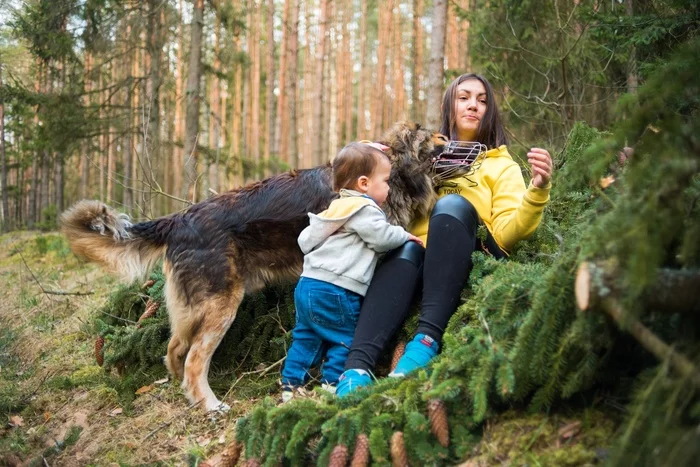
[[298, 191, 379, 252]]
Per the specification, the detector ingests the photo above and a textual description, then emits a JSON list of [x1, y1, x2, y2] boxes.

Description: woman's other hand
[[527, 148, 553, 188], [407, 234, 424, 247]]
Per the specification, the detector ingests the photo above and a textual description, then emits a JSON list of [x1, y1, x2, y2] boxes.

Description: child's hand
[[408, 234, 424, 247]]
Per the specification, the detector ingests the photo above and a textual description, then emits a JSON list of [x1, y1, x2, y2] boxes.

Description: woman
[[336, 73, 553, 396]]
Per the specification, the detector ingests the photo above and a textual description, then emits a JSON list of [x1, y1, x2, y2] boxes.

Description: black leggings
[[344, 194, 506, 372]]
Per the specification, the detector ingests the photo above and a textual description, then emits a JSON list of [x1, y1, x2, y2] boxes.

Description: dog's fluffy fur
[[60, 122, 445, 411]]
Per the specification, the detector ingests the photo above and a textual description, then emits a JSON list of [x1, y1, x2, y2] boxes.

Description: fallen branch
[[42, 289, 94, 296], [575, 261, 700, 314], [599, 295, 700, 390], [576, 261, 700, 389]]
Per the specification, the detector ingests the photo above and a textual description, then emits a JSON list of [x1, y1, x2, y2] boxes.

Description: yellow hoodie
[[409, 145, 550, 252]]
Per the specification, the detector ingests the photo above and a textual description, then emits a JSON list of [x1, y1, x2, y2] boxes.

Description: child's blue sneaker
[[336, 369, 371, 397], [389, 333, 439, 377]]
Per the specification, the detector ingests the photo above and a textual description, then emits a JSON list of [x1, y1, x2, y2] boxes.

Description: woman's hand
[[407, 234, 424, 247], [528, 148, 553, 188]]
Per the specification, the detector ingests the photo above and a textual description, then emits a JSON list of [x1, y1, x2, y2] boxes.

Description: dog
[[60, 122, 447, 411]]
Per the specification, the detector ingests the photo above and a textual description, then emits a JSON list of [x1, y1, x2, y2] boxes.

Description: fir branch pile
[[231, 38, 700, 465]]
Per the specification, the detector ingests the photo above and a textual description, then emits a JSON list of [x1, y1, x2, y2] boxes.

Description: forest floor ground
[[0, 231, 615, 466]]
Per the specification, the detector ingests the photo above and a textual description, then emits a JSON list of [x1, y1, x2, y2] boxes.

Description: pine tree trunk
[[312, 0, 329, 166], [426, 0, 447, 129], [80, 52, 91, 200], [357, 0, 368, 138], [411, 0, 424, 124], [182, 0, 205, 201], [172, 0, 185, 206], [392, 4, 405, 124], [144, 0, 162, 213], [373, 4, 388, 137], [209, 18, 221, 193], [251, 1, 262, 176], [342, 1, 353, 142], [0, 60, 9, 231], [264, 0, 275, 170], [276, 0, 290, 162], [123, 34, 134, 215], [287, 0, 299, 168]]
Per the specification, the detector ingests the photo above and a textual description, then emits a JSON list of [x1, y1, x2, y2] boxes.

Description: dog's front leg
[[181, 287, 244, 412]]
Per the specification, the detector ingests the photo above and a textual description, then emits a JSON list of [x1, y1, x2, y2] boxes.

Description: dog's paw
[[206, 401, 231, 414]]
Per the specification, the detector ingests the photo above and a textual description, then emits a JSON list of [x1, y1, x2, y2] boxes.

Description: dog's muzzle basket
[[431, 141, 487, 183]]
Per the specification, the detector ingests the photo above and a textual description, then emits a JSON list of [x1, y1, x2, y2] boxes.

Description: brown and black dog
[[60, 122, 447, 411]]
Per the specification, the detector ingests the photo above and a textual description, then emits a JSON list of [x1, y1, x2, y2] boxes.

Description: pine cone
[[350, 433, 370, 467], [428, 399, 450, 447], [137, 299, 160, 325], [390, 431, 408, 467], [218, 441, 242, 467], [329, 444, 348, 467], [390, 341, 406, 372], [95, 336, 105, 367], [142, 279, 155, 289], [244, 459, 261, 467]]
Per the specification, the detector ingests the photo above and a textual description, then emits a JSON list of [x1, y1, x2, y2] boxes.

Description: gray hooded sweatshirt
[[298, 189, 410, 296]]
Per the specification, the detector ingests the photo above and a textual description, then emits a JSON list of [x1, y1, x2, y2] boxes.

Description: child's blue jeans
[[281, 277, 362, 386]]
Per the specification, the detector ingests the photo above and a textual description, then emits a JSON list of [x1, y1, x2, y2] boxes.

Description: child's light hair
[[332, 142, 389, 192]]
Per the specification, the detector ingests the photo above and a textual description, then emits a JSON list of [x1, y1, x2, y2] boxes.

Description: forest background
[[1, 0, 694, 230]]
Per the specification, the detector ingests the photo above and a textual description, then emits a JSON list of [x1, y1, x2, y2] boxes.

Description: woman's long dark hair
[[439, 73, 508, 149]]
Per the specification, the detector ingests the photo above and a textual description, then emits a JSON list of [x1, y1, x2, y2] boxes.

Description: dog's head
[[376, 121, 448, 228], [379, 121, 448, 168]]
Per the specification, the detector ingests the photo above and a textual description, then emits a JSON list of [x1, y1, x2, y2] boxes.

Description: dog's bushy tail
[[60, 200, 170, 282]]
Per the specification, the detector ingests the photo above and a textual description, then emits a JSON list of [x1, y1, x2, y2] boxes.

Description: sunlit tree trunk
[[182, 0, 204, 201], [288, 0, 299, 168], [80, 52, 91, 200], [426, 0, 447, 129], [264, 0, 275, 172], [0, 60, 8, 231], [372, 3, 388, 136], [251, 1, 261, 176], [357, 0, 368, 138], [411, 0, 425, 124], [172, 0, 185, 207], [312, 0, 329, 166], [209, 17, 221, 193], [123, 20, 134, 214]]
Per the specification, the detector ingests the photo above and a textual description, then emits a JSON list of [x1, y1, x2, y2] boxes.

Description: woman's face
[[454, 78, 487, 141]]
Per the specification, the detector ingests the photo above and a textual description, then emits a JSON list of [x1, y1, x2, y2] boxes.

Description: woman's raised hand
[[527, 148, 553, 188]]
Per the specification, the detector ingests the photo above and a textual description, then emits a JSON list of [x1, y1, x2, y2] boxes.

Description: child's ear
[[357, 176, 369, 192]]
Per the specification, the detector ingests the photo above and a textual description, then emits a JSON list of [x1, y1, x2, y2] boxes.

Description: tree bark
[[172, 0, 185, 207], [276, 0, 290, 161], [80, 52, 91, 200], [426, 0, 448, 129], [123, 19, 134, 215], [0, 59, 9, 231], [357, 0, 368, 138], [264, 0, 275, 171], [182, 0, 205, 202], [312, 0, 329, 166], [372, 4, 388, 137], [411, 0, 425, 124], [576, 261, 700, 315], [287, 0, 299, 168], [251, 1, 262, 176]]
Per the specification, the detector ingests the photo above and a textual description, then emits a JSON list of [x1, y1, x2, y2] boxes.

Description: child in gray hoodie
[[281, 142, 423, 401]]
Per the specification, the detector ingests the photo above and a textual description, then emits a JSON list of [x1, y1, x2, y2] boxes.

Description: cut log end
[[575, 262, 591, 311]]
